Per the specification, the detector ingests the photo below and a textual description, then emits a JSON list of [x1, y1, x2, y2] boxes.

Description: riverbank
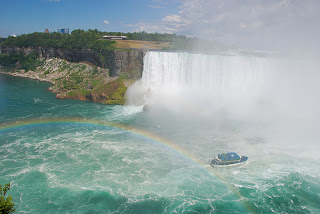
[[0, 70, 55, 84], [0, 58, 132, 105]]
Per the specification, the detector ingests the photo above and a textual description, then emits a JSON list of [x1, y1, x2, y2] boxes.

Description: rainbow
[[0, 117, 255, 213]]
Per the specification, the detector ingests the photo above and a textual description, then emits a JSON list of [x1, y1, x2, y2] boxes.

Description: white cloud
[[127, 13, 191, 34], [129, 0, 320, 49], [104, 20, 110, 24], [162, 14, 182, 23], [127, 15, 189, 34]]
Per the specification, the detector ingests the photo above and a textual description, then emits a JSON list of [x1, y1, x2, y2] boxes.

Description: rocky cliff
[[0, 58, 130, 105], [1, 46, 145, 78], [113, 49, 145, 77]]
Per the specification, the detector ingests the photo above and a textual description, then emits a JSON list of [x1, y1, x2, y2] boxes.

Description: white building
[[102, 35, 127, 40]]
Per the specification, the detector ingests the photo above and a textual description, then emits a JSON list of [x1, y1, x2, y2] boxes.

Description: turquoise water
[[1, 73, 319, 213]]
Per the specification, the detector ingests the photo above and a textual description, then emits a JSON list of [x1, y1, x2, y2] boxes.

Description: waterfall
[[127, 51, 274, 115], [142, 51, 271, 93]]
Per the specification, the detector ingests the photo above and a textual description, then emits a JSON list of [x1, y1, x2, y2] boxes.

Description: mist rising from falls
[[126, 50, 320, 158], [127, 51, 274, 118]]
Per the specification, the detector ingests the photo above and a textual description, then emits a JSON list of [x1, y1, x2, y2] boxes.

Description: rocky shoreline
[[0, 70, 55, 84], [0, 58, 132, 105]]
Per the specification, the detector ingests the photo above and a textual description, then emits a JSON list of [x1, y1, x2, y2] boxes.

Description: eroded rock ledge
[[1, 58, 135, 105]]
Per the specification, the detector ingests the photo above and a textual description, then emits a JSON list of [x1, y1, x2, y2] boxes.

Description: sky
[[1, 0, 320, 50]]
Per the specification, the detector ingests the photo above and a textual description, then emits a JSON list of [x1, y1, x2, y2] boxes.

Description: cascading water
[[141, 51, 269, 91], [127, 51, 275, 117]]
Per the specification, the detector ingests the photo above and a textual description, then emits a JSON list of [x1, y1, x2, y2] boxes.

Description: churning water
[[1, 51, 320, 213]]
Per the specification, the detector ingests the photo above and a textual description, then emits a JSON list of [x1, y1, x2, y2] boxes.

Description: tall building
[[57, 28, 69, 34]]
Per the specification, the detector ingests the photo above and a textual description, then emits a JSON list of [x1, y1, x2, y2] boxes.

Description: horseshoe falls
[[141, 51, 268, 93], [139, 51, 270, 113], [1, 51, 320, 213]]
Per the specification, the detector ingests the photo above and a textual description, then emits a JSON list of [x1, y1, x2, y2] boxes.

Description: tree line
[[0, 51, 43, 71], [0, 29, 117, 69], [1, 29, 116, 53], [1, 29, 229, 60], [0, 29, 205, 51]]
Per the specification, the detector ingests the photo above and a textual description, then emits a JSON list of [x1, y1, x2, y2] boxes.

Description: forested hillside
[[1, 29, 115, 53]]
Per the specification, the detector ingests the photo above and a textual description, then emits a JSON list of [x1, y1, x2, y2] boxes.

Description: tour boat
[[209, 152, 248, 167]]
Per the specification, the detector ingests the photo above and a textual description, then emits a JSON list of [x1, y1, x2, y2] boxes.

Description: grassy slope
[[114, 40, 170, 49]]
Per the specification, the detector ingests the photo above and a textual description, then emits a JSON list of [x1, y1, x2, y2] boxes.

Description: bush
[[0, 183, 15, 214]]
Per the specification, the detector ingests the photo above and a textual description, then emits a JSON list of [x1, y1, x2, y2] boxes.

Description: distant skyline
[[1, 0, 320, 50]]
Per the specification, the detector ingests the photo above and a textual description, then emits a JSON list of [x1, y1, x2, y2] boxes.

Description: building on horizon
[[57, 28, 69, 34], [101, 35, 127, 40], [44, 28, 50, 33]]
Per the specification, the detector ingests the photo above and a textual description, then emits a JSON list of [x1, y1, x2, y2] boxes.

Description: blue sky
[[0, 0, 181, 37], [1, 0, 320, 50]]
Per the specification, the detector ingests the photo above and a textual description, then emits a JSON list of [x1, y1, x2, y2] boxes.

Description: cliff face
[[1, 46, 145, 77], [1, 46, 101, 65], [113, 50, 145, 78]]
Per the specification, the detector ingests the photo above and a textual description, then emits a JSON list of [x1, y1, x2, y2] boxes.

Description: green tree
[[0, 183, 15, 214]]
